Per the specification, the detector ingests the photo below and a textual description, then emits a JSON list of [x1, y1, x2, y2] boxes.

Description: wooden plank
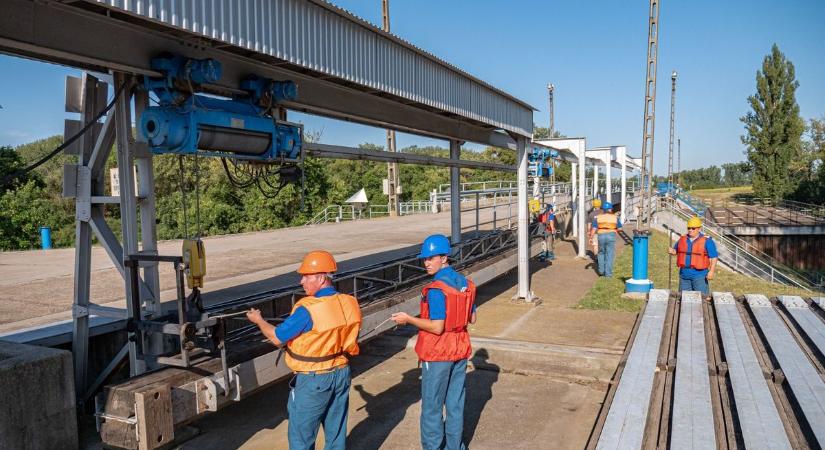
[[713, 292, 791, 450], [779, 296, 825, 359], [670, 291, 716, 450], [746, 294, 825, 447], [135, 384, 174, 450], [596, 289, 669, 450]]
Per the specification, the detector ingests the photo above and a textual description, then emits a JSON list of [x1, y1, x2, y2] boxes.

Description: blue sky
[[1, 0, 823, 175]]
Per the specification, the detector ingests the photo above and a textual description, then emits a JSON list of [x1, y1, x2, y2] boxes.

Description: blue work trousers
[[679, 276, 709, 296], [597, 232, 617, 277], [420, 359, 468, 450], [287, 365, 351, 450]]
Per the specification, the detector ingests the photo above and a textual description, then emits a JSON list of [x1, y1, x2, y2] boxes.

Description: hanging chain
[[178, 155, 189, 239], [194, 154, 202, 238]]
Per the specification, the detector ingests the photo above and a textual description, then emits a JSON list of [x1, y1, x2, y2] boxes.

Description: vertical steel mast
[[667, 70, 677, 189], [548, 83, 555, 184], [382, 0, 400, 216], [638, 0, 661, 227]]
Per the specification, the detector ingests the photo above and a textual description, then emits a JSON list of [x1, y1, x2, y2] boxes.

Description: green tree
[[792, 117, 825, 204], [741, 44, 805, 199]]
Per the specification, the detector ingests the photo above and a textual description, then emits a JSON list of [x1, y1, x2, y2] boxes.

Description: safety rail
[[663, 201, 821, 292], [705, 197, 825, 225]]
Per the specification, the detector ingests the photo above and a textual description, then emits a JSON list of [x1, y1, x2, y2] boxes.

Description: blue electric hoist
[[139, 54, 303, 163], [528, 147, 559, 178]]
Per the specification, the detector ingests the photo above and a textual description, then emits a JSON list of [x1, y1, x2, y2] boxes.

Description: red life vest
[[676, 235, 711, 270], [415, 280, 476, 362], [538, 212, 548, 223]]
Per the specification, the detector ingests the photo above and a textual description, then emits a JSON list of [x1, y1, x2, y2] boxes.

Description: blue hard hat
[[419, 234, 451, 258], [602, 201, 613, 210]]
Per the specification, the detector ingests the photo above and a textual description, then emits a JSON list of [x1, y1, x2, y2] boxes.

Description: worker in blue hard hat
[[589, 201, 622, 277], [391, 234, 477, 450], [538, 203, 556, 236]]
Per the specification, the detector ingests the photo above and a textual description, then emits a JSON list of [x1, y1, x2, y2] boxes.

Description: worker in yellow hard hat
[[587, 198, 603, 255], [247, 250, 362, 450], [589, 201, 622, 277], [668, 216, 718, 296]]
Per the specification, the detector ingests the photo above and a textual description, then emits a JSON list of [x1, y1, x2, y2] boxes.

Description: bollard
[[625, 230, 653, 293], [40, 226, 52, 250]]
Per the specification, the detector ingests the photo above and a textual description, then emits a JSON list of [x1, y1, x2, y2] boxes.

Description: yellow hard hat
[[687, 216, 702, 228], [297, 250, 338, 274], [592, 198, 602, 208]]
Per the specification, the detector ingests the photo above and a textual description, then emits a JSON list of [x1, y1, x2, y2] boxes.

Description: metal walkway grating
[[589, 290, 825, 449]]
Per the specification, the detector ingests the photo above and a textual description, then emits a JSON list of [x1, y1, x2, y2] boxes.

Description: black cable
[[220, 158, 256, 188], [1, 81, 128, 187]]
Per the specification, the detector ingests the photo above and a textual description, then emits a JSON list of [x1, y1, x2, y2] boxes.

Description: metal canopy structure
[[1, 0, 534, 147], [0, 0, 540, 399], [534, 139, 643, 258]]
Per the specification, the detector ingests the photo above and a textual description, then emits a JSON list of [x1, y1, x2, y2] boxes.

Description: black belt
[[285, 346, 351, 363]]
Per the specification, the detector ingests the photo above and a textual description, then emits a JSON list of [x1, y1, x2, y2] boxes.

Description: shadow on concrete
[[464, 349, 500, 447], [347, 368, 422, 449]]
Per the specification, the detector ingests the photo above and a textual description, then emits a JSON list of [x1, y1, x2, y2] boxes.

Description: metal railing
[[661, 200, 821, 292], [704, 197, 825, 226]]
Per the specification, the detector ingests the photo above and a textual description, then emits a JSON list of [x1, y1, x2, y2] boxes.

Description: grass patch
[[577, 228, 814, 311], [690, 186, 753, 202]]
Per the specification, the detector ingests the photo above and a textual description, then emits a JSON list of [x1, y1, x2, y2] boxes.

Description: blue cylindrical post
[[626, 230, 653, 293], [40, 226, 52, 250]]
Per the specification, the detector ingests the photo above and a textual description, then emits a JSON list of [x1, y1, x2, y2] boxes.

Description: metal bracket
[[73, 305, 89, 318]]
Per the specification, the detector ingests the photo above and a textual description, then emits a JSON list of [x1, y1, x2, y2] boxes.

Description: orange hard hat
[[297, 250, 337, 274]]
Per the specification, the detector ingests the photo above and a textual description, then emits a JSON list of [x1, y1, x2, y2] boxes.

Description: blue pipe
[[40, 226, 52, 250], [625, 230, 653, 293]]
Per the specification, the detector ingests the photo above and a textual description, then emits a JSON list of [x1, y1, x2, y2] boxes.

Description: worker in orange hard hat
[[247, 250, 362, 450]]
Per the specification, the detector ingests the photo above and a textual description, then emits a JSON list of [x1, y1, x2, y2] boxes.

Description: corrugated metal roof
[[91, 0, 534, 136]]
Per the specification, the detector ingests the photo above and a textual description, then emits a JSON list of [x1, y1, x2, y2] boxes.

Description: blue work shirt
[[425, 266, 475, 320], [674, 233, 718, 280], [274, 286, 338, 342]]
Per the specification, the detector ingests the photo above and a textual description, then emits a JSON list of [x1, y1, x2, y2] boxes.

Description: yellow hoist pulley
[[182, 238, 206, 289]]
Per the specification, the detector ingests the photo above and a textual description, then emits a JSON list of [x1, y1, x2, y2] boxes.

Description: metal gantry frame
[[0, 0, 545, 396], [534, 139, 643, 258]]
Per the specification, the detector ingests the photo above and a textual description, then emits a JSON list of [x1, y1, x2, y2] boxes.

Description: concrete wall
[[737, 234, 825, 271], [0, 341, 78, 449]]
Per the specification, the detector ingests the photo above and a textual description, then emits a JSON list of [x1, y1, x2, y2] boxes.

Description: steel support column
[[71, 73, 103, 396], [605, 158, 612, 205], [134, 89, 163, 355], [620, 148, 628, 223], [516, 136, 532, 301], [593, 164, 599, 198], [113, 73, 145, 376], [577, 143, 587, 258], [572, 162, 578, 238], [450, 140, 461, 245]]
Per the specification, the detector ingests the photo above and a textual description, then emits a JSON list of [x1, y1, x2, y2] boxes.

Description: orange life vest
[[596, 213, 619, 234], [284, 293, 362, 373], [676, 235, 711, 270], [415, 280, 476, 362]]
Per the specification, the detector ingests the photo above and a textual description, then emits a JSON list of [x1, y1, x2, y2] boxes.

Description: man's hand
[[390, 312, 411, 325], [246, 308, 264, 324], [707, 271, 715, 280], [668, 247, 677, 255]]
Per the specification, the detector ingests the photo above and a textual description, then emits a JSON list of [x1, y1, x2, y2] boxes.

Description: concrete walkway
[[0, 208, 505, 332], [165, 235, 637, 450]]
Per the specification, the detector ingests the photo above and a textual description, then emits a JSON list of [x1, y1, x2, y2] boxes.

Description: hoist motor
[[139, 54, 303, 162], [528, 147, 559, 178]]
